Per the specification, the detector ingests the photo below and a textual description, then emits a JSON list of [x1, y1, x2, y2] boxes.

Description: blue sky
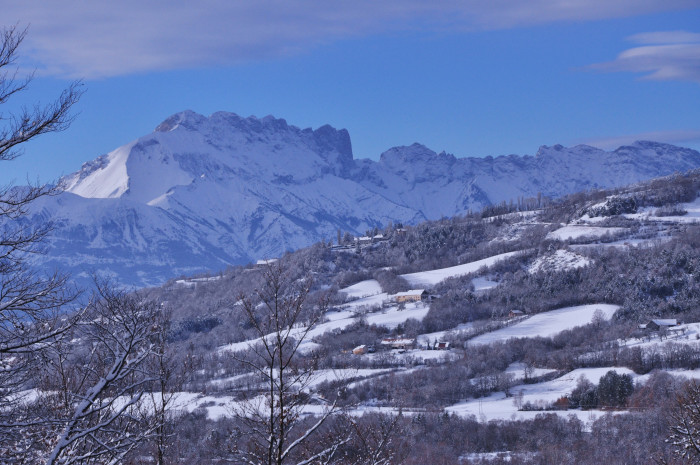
[[2, 1, 700, 185]]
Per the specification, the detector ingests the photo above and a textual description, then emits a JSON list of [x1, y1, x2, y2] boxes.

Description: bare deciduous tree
[[0, 25, 82, 163], [348, 413, 399, 465], [229, 263, 351, 465], [668, 379, 700, 462], [0, 23, 83, 460], [146, 306, 186, 465], [44, 283, 168, 465]]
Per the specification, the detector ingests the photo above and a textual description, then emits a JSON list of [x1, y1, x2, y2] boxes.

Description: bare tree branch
[[228, 262, 348, 465]]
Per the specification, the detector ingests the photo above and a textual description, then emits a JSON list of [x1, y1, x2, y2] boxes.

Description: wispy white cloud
[[580, 129, 700, 150], [4, 1, 697, 79], [628, 30, 700, 44], [591, 29, 700, 83]]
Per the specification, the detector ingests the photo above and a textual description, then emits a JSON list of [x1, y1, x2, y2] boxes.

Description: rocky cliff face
[[26, 110, 700, 287]]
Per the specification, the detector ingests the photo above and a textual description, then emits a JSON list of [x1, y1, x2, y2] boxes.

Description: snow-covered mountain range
[[27, 110, 700, 287]]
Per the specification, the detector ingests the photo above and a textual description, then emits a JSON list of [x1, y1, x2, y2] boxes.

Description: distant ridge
[[23, 110, 700, 287]]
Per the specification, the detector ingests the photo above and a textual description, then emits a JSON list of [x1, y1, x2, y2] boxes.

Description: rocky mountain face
[[26, 110, 700, 287]]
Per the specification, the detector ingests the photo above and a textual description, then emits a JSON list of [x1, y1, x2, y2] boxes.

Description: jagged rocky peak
[[377, 144, 458, 177], [535, 144, 578, 157], [380, 143, 434, 160], [312, 124, 352, 159], [154, 110, 354, 166], [66, 153, 110, 182], [154, 110, 208, 132]]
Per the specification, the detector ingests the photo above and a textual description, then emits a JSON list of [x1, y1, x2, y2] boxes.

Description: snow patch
[[446, 366, 635, 423], [528, 249, 591, 273], [401, 251, 522, 288], [469, 304, 619, 345], [65, 143, 133, 198], [341, 279, 383, 299], [547, 225, 627, 241]]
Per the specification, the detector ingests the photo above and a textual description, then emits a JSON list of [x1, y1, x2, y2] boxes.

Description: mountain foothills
[[114, 169, 700, 463], [28, 110, 700, 286]]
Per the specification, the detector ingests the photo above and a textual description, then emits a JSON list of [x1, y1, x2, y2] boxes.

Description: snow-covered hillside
[[25, 110, 700, 287]]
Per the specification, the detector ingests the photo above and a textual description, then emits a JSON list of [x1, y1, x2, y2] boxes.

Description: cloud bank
[[592, 29, 700, 83], [5, 0, 697, 78]]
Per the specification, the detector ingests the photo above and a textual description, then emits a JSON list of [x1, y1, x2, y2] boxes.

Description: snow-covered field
[[417, 323, 474, 346], [175, 275, 222, 287], [505, 362, 557, 381], [306, 368, 399, 389], [570, 236, 669, 250], [341, 279, 383, 299], [623, 197, 700, 224], [547, 225, 627, 241], [364, 302, 430, 329], [218, 279, 428, 354], [472, 276, 499, 292], [447, 365, 700, 423], [170, 392, 333, 420], [218, 251, 531, 355], [365, 348, 460, 363], [469, 304, 619, 345], [446, 367, 635, 423], [401, 251, 522, 288]]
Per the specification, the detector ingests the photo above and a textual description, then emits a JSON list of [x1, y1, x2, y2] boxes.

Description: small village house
[[393, 289, 427, 303], [352, 345, 367, 355], [380, 337, 415, 350], [644, 319, 678, 331], [508, 309, 525, 318], [355, 234, 385, 245]]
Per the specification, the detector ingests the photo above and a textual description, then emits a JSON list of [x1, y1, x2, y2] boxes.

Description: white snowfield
[[471, 276, 499, 292], [365, 348, 460, 363], [175, 275, 222, 287], [624, 196, 700, 223], [447, 365, 700, 424], [547, 225, 627, 241], [468, 304, 619, 346], [170, 392, 334, 421], [219, 251, 522, 355], [504, 362, 557, 381], [365, 302, 430, 328], [219, 250, 529, 355], [173, 367, 406, 420], [400, 251, 522, 288], [445, 367, 636, 423], [180, 364, 700, 422], [417, 323, 474, 347], [208, 368, 398, 391], [341, 279, 383, 299], [218, 278, 431, 354]]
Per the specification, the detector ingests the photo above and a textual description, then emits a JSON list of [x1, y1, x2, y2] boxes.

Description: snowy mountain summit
[[28, 110, 700, 287], [63, 110, 355, 203]]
